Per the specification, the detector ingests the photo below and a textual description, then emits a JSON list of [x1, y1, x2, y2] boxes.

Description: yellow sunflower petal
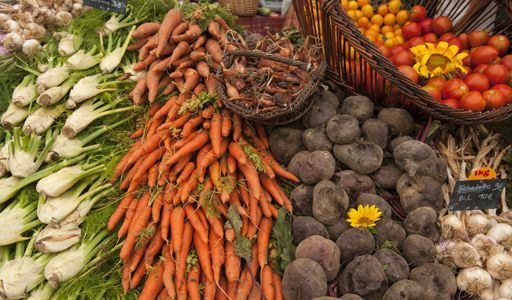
[[445, 45, 460, 58], [437, 41, 449, 50]]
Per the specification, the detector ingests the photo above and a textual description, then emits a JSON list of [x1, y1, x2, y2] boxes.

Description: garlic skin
[[452, 241, 482, 268], [5, 20, 21, 33], [3, 32, 24, 52], [470, 234, 504, 261], [467, 214, 491, 236], [55, 11, 72, 27], [22, 39, 42, 56], [456, 267, 493, 296], [22, 23, 47, 40], [441, 214, 466, 239], [486, 253, 512, 280], [499, 279, 512, 299], [487, 223, 512, 248]]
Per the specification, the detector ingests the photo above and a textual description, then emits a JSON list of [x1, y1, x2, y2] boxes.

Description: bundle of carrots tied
[[108, 3, 299, 300]]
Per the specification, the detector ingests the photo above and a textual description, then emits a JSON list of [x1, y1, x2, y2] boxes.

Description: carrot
[[201, 105, 215, 118], [127, 36, 149, 51], [162, 244, 176, 300], [196, 205, 209, 231], [110, 140, 142, 182], [193, 35, 206, 49], [248, 284, 262, 300], [225, 227, 236, 243], [179, 174, 198, 203], [209, 230, 225, 284], [150, 193, 163, 223], [165, 132, 209, 166], [133, 22, 161, 39], [131, 75, 147, 105], [148, 165, 159, 188], [117, 196, 138, 238], [258, 190, 273, 219], [216, 275, 229, 300], [174, 162, 194, 185], [210, 113, 222, 156], [224, 242, 241, 283], [194, 231, 214, 282], [227, 281, 238, 300], [139, 262, 164, 300], [152, 96, 177, 122], [174, 221, 193, 289], [157, 9, 182, 57], [228, 142, 248, 165], [186, 264, 201, 300], [260, 152, 299, 183], [171, 22, 188, 38], [170, 207, 185, 256], [129, 147, 165, 191], [232, 113, 242, 141], [254, 124, 269, 149], [249, 192, 260, 225], [208, 21, 222, 40], [238, 161, 262, 200], [184, 204, 209, 243], [147, 70, 164, 103], [161, 199, 173, 241], [134, 54, 158, 71], [195, 61, 210, 79], [257, 217, 272, 268], [203, 207, 224, 238], [163, 83, 176, 95], [130, 261, 146, 289], [260, 175, 293, 212], [205, 76, 218, 95], [173, 24, 201, 43], [227, 156, 237, 175], [247, 206, 261, 239], [272, 272, 283, 300], [177, 280, 187, 300], [220, 109, 232, 137], [183, 68, 200, 92], [190, 50, 206, 62], [139, 35, 158, 60], [130, 242, 149, 273], [145, 226, 165, 270], [236, 267, 253, 300], [241, 213, 249, 237], [108, 193, 135, 230], [197, 147, 217, 182], [181, 116, 203, 138], [261, 265, 274, 300], [158, 288, 169, 300], [209, 160, 220, 189], [206, 39, 223, 63], [122, 258, 131, 293], [202, 273, 216, 300], [169, 41, 189, 63], [214, 15, 230, 30], [243, 127, 266, 150]]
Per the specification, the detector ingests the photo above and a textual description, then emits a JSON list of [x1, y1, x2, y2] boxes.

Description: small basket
[[216, 50, 326, 125], [294, 0, 512, 124], [219, 0, 260, 17]]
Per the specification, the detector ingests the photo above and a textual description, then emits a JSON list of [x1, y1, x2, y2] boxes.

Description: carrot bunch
[[108, 5, 298, 300]]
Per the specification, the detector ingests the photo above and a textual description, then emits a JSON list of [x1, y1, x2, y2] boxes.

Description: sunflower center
[[358, 217, 373, 226], [427, 54, 449, 71]]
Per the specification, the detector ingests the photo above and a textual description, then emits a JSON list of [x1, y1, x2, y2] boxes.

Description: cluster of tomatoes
[[372, 5, 512, 112]]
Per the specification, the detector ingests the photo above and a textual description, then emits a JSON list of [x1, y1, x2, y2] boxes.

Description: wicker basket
[[219, 0, 260, 17], [293, 0, 512, 124], [216, 50, 326, 125]]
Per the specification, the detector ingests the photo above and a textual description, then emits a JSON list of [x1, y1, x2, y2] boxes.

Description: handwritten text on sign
[[448, 179, 507, 211], [84, 0, 126, 14]]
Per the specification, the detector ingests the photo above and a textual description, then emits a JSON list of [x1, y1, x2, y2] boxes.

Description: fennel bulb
[[58, 33, 83, 57], [0, 257, 46, 299], [0, 191, 39, 246], [99, 27, 134, 74], [35, 164, 104, 198], [66, 46, 102, 71], [35, 78, 75, 106], [46, 134, 86, 162], [1, 103, 29, 128], [8, 128, 55, 178], [35, 223, 81, 253], [0, 137, 11, 177], [67, 74, 116, 107], [0, 176, 21, 195], [12, 75, 37, 107], [22, 104, 66, 135], [26, 283, 54, 300], [36, 66, 70, 93]]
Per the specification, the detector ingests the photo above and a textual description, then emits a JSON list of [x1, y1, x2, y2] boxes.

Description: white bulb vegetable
[[486, 253, 512, 280], [22, 104, 66, 135], [35, 164, 104, 198], [456, 267, 493, 296], [36, 66, 70, 93], [12, 75, 37, 106], [1, 103, 29, 128]]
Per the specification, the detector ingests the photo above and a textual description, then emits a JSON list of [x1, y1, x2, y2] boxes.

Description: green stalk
[[83, 230, 110, 262], [15, 241, 24, 258], [79, 115, 136, 146]]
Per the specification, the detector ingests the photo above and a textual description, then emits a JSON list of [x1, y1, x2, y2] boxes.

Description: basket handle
[[222, 50, 313, 71]]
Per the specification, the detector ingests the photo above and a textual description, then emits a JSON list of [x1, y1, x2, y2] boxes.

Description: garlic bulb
[[3, 32, 24, 52], [486, 253, 512, 280], [456, 267, 493, 296], [55, 11, 72, 27], [22, 23, 47, 40], [452, 241, 482, 268], [466, 214, 491, 236], [22, 39, 42, 57]]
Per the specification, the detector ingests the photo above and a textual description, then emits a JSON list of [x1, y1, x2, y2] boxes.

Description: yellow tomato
[[380, 25, 393, 34], [388, 0, 401, 14], [395, 35, 404, 45], [377, 4, 388, 16], [384, 38, 395, 47], [393, 24, 401, 30], [354, 10, 363, 20], [383, 13, 396, 26], [347, 10, 357, 20], [361, 4, 374, 18], [396, 10, 408, 25], [369, 24, 380, 32], [357, 0, 370, 7], [348, 1, 358, 10], [384, 32, 395, 39], [358, 16, 370, 28], [394, 28, 402, 35], [341, 0, 349, 9], [370, 14, 384, 26], [365, 33, 377, 42]]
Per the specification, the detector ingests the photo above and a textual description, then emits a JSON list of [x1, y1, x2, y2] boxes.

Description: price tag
[[468, 167, 497, 180], [84, 0, 126, 14], [448, 179, 507, 211]]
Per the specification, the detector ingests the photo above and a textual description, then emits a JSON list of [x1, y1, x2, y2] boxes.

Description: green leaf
[[226, 205, 242, 234], [270, 208, 295, 274], [234, 236, 252, 262]]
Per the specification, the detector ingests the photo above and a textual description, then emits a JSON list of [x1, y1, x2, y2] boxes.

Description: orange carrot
[[227, 281, 238, 300], [139, 35, 158, 60], [134, 54, 158, 71], [193, 231, 214, 282], [210, 113, 222, 156], [130, 260, 146, 289], [228, 142, 248, 165], [247, 206, 262, 239], [130, 242, 149, 273], [225, 227, 236, 243], [163, 83, 176, 95], [203, 207, 224, 238], [169, 41, 189, 64], [117, 196, 138, 238], [257, 217, 272, 268], [232, 113, 242, 141], [175, 222, 193, 289], [237, 267, 253, 300], [131, 75, 147, 105], [176, 162, 195, 185], [122, 257, 131, 293], [201, 105, 215, 119], [183, 68, 200, 92], [171, 22, 188, 38], [205, 76, 218, 95], [261, 152, 300, 183], [184, 204, 209, 243], [215, 15, 230, 30], [148, 165, 159, 188], [145, 225, 165, 270], [181, 116, 203, 138], [221, 109, 232, 137], [205, 39, 222, 63], [162, 244, 176, 300], [260, 175, 293, 212], [225, 242, 241, 283], [243, 127, 266, 150], [165, 132, 209, 166], [173, 24, 201, 43], [238, 161, 262, 200], [120, 158, 145, 190], [249, 192, 260, 225], [130, 129, 144, 140], [196, 206, 209, 232], [152, 96, 177, 121], [272, 272, 283, 300], [216, 275, 229, 300], [177, 280, 187, 300], [227, 156, 237, 174], [179, 174, 198, 203], [186, 264, 201, 300], [196, 61, 210, 79], [139, 262, 164, 300], [193, 35, 206, 49], [133, 22, 161, 39], [128, 36, 149, 51], [170, 207, 185, 255], [209, 230, 225, 284], [161, 199, 173, 241], [208, 21, 222, 40], [248, 284, 262, 300], [261, 265, 274, 300], [202, 273, 216, 300], [259, 190, 273, 219], [255, 124, 269, 149], [108, 193, 135, 230], [158, 288, 169, 300], [129, 147, 165, 190], [157, 9, 182, 57]]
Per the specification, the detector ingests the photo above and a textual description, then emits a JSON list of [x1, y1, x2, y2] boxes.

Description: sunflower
[[346, 205, 382, 229], [409, 41, 468, 79]]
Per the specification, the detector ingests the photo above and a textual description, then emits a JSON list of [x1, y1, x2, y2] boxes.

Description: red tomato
[[421, 85, 442, 101], [464, 73, 490, 92], [409, 5, 427, 22], [398, 65, 419, 83], [402, 22, 423, 41], [391, 50, 415, 66], [408, 37, 426, 47], [470, 46, 499, 67], [462, 54, 471, 66], [501, 55, 512, 69], [491, 84, 512, 103], [447, 37, 464, 49], [459, 66, 471, 80], [391, 45, 406, 57], [440, 98, 461, 109], [469, 31, 490, 47], [508, 69, 512, 85], [419, 18, 433, 34], [442, 78, 470, 100], [482, 89, 507, 109], [488, 35, 510, 57], [423, 33, 437, 43], [474, 64, 489, 74], [377, 44, 392, 57], [432, 16, 452, 35], [426, 77, 446, 89], [458, 33, 470, 50], [483, 64, 509, 85], [439, 33, 456, 42], [460, 91, 486, 111]]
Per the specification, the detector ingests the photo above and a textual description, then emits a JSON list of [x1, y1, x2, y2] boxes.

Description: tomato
[[408, 37, 426, 47], [423, 32, 437, 43], [390, 45, 406, 56], [391, 50, 415, 66], [459, 66, 471, 80], [460, 91, 486, 111], [469, 31, 490, 47], [501, 55, 512, 69], [377, 44, 392, 57], [409, 5, 427, 22], [488, 34, 510, 56], [432, 16, 452, 35], [482, 89, 507, 109], [426, 77, 446, 89], [398, 65, 419, 83], [447, 37, 464, 49], [458, 33, 470, 50], [474, 64, 489, 74], [491, 84, 512, 103], [464, 73, 490, 92], [439, 33, 455, 42], [421, 85, 442, 101], [402, 22, 422, 41], [484, 64, 509, 85], [470, 46, 499, 67], [462, 54, 471, 66], [440, 98, 460, 109], [419, 18, 433, 34], [442, 78, 470, 100]]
